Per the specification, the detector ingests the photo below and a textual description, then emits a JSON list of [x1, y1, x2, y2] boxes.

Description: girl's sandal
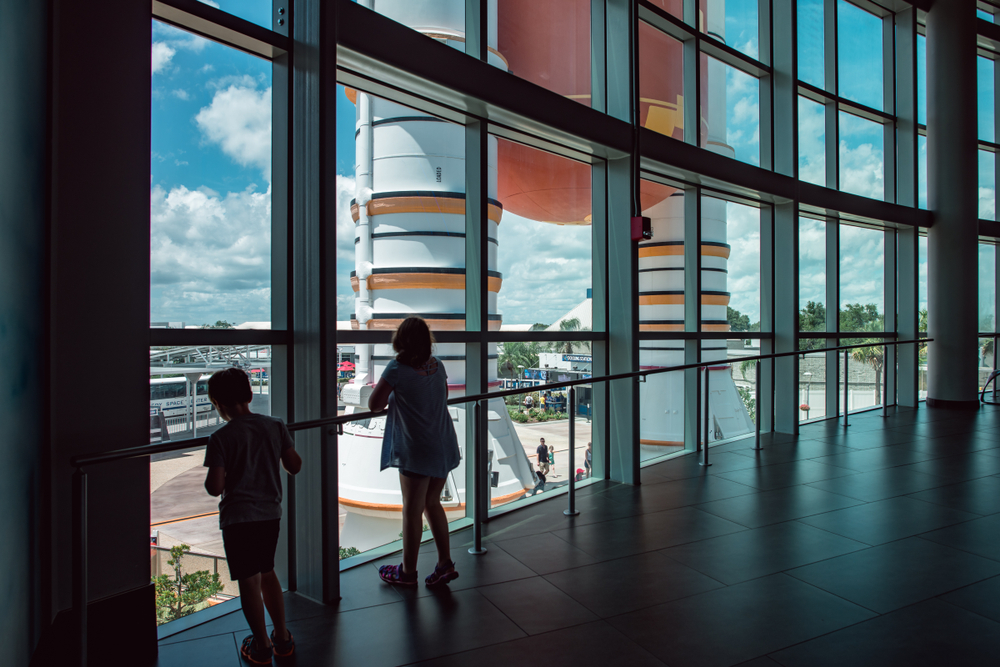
[[379, 563, 418, 586], [424, 560, 459, 587]]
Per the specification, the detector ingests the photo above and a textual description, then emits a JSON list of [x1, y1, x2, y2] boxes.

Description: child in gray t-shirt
[[203, 368, 302, 664]]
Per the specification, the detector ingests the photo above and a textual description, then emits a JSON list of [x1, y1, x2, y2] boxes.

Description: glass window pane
[[362, 0, 467, 56], [799, 96, 826, 186], [799, 341, 827, 421], [919, 134, 928, 210], [799, 217, 827, 332], [640, 368, 686, 463], [495, 138, 593, 328], [839, 225, 884, 332], [718, 200, 761, 336], [205, 0, 273, 28], [640, 22, 685, 141], [703, 55, 760, 166], [919, 234, 928, 331], [979, 56, 995, 143], [335, 89, 467, 328], [837, 0, 883, 111], [797, 0, 825, 88], [639, 178, 685, 334], [151, 21, 272, 328], [496, 0, 591, 105], [647, 0, 683, 20], [839, 111, 884, 200], [917, 33, 926, 126], [980, 149, 996, 221], [978, 9, 994, 21], [704, 0, 758, 60], [981, 244, 996, 332]]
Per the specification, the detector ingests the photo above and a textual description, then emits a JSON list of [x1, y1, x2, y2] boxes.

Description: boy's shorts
[[222, 519, 280, 581]]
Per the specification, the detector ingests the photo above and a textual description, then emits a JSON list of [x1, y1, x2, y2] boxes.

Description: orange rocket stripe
[[639, 439, 685, 446], [350, 197, 503, 224], [353, 318, 503, 331], [638, 244, 732, 259], [338, 487, 532, 513], [351, 274, 503, 293], [638, 293, 731, 306]]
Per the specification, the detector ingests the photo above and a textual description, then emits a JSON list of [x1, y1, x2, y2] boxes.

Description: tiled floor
[[156, 406, 1000, 666]]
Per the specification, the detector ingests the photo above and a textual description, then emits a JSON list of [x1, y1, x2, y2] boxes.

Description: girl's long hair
[[392, 317, 434, 367]]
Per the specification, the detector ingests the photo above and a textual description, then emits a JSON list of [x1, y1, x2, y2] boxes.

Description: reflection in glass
[[202, 0, 273, 29], [703, 55, 760, 167], [918, 134, 928, 210], [917, 34, 926, 126], [799, 217, 826, 332], [704, 0, 758, 59], [640, 21, 685, 142], [640, 370, 686, 464], [839, 225, 884, 332], [798, 340, 827, 422], [150, 21, 272, 328], [838, 0, 883, 111], [364, 0, 466, 55], [979, 57, 995, 143], [839, 111, 884, 200], [496, 0, 591, 104], [797, 0, 824, 89], [980, 244, 996, 333], [980, 149, 996, 221], [798, 96, 826, 186]]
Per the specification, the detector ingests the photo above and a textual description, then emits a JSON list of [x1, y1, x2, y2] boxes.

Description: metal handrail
[[73, 336, 932, 468], [69, 335, 933, 666]]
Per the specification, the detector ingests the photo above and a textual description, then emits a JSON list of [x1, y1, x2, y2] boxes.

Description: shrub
[[153, 544, 224, 625]]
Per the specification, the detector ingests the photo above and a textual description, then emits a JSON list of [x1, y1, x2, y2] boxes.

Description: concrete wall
[[0, 2, 49, 663]]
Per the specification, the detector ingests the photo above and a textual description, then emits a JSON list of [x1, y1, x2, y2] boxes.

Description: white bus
[[150, 376, 213, 418]]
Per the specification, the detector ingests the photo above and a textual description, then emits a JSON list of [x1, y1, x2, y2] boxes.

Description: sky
[[150, 0, 995, 331]]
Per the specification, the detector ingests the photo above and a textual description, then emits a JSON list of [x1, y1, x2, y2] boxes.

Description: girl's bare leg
[[399, 473, 430, 576], [423, 477, 451, 566]]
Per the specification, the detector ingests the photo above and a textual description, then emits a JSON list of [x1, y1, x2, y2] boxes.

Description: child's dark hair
[[208, 367, 253, 407], [392, 317, 434, 367]]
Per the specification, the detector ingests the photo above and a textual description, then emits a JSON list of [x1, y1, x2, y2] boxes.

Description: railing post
[[700, 368, 712, 467], [843, 350, 850, 427], [882, 344, 889, 418], [754, 360, 762, 450], [468, 400, 487, 555], [564, 387, 580, 516], [994, 335, 998, 402], [73, 467, 88, 667]]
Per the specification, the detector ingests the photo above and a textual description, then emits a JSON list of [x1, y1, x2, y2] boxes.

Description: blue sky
[[151, 2, 994, 330]]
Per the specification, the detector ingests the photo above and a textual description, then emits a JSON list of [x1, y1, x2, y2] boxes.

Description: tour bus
[[149, 376, 213, 418]]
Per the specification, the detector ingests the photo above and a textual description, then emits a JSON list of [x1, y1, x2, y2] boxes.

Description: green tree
[[340, 546, 361, 560], [153, 545, 224, 625], [919, 309, 929, 362], [556, 317, 587, 354], [204, 320, 235, 329], [799, 301, 827, 333], [498, 341, 542, 379], [727, 307, 751, 332], [850, 321, 887, 404], [839, 303, 883, 332], [736, 385, 756, 423]]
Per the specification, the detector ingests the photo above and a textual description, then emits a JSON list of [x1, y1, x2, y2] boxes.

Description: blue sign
[[563, 354, 592, 363]]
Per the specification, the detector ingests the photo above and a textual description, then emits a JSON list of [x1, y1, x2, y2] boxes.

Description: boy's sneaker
[[379, 562, 418, 586], [424, 559, 459, 587], [270, 629, 295, 658], [240, 634, 273, 665]]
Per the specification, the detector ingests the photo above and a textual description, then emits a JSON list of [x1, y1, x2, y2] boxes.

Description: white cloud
[[798, 98, 826, 186], [171, 89, 191, 101], [839, 140, 884, 200], [150, 183, 271, 324], [195, 82, 272, 181], [839, 225, 885, 312], [151, 42, 176, 75], [198, 0, 221, 7], [723, 202, 761, 323]]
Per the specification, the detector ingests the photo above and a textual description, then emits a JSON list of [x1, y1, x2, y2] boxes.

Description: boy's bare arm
[[281, 447, 302, 475], [205, 467, 225, 496]]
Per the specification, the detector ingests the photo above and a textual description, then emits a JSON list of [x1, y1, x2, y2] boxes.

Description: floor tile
[[814, 428, 924, 449], [696, 484, 864, 529], [155, 634, 239, 667], [476, 576, 599, 635], [797, 496, 977, 545], [158, 611, 249, 646], [940, 575, 1000, 623], [492, 531, 600, 575], [290, 588, 525, 667], [608, 573, 875, 667], [411, 620, 668, 667], [663, 521, 867, 585], [805, 466, 949, 502], [544, 550, 724, 618], [716, 459, 852, 492], [906, 475, 1000, 516], [729, 440, 851, 465], [648, 451, 763, 479], [786, 537, 1000, 613], [898, 451, 1000, 482], [336, 564, 404, 611], [811, 443, 937, 471], [601, 475, 758, 514], [919, 513, 1000, 561], [770, 598, 1000, 667]]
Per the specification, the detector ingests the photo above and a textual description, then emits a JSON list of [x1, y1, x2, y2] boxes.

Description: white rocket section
[[638, 0, 754, 454], [339, 0, 535, 552]]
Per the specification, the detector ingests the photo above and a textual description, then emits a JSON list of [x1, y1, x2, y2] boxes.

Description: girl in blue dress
[[369, 317, 461, 586]]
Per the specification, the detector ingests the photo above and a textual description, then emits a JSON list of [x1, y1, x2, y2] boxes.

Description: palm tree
[[557, 317, 583, 355], [851, 321, 886, 404]]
